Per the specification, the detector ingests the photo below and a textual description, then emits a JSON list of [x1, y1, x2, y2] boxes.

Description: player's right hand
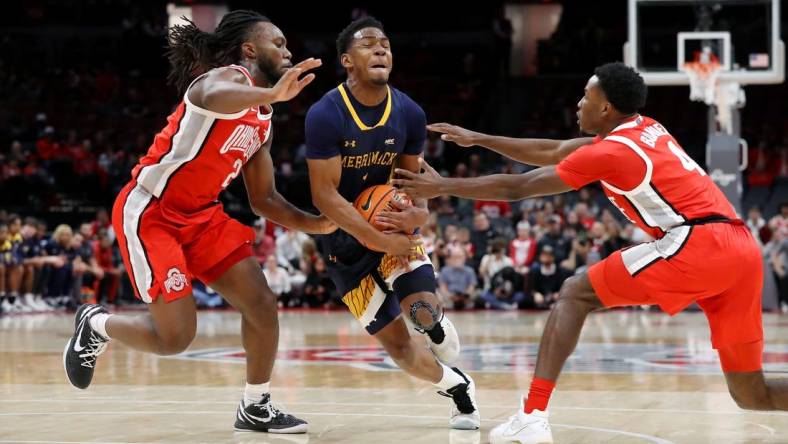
[[377, 233, 424, 258], [269, 58, 322, 103], [426, 122, 481, 147]]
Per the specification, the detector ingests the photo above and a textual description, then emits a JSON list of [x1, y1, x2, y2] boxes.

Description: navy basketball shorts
[[341, 253, 437, 335]]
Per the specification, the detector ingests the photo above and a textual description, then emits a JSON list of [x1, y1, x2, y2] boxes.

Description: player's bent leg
[[720, 340, 788, 411], [400, 291, 460, 365], [108, 294, 198, 355], [64, 295, 197, 390], [533, 273, 603, 380], [394, 264, 460, 365], [376, 315, 442, 381], [375, 317, 480, 429], [208, 256, 307, 434], [209, 256, 278, 383]]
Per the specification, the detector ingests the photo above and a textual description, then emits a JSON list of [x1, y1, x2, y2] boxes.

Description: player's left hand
[[268, 58, 322, 103], [391, 158, 445, 200], [375, 199, 429, 234]]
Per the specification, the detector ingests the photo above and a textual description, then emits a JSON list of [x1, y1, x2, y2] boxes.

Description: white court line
[[0, 411, 673, 444], [2, 398, 787, 417]]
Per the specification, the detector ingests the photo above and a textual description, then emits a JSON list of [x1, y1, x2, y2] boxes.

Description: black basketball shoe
[[234, 393, 308, 433], [63, 304, 110, 389]]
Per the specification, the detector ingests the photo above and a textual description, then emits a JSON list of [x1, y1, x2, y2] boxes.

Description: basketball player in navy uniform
[[305, 17, 479, 429]]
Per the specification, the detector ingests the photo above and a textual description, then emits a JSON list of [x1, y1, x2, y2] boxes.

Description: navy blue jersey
[[305, 84, 426, 295], [19, 237, 42, 259]]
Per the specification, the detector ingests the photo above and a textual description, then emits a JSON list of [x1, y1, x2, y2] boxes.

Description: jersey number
[[667, 140, 706, 176], [222, 159, 243, 188]]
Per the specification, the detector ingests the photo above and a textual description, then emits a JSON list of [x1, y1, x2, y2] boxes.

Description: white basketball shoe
[[489, 398, 553, 444], [438, 367, 480, 430]]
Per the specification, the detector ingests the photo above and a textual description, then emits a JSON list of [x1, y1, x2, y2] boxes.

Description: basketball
[[353, 184, 413, 248]]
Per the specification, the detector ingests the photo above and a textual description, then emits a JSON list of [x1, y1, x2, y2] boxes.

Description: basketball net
[[683, 49, 745, 134], [683, 50, 721, 105]]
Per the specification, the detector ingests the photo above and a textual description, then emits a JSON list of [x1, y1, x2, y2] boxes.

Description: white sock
[[89, 313, 112, 340], [244, 381, 270, 405], [434, 363, 465, 390]]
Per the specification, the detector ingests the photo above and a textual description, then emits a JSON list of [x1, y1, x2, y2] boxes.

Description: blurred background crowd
[[1, 1, 785, 314]]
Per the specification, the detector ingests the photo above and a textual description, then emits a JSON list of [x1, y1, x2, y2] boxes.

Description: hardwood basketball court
[[2, 310, 787, 443]]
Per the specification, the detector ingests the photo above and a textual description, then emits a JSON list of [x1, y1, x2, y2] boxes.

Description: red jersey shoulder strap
[[227, 64, 255, 86]]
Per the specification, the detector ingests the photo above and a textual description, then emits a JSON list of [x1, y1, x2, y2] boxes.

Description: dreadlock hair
[[336, 16, 385, 61], [167, 10, 271, 93]]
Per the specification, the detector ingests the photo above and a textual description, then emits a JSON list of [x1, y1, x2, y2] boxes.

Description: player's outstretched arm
[[307, 156, 420, 256], [427, 123, 592, 166], [242, 139, 336, 235], [392, 158, 572, 201], [189, 58, 321, 115]]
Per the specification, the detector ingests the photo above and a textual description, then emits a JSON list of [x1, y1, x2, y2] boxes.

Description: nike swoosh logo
[[72, 306, 100, 352], [360, 192, 374, 211], [73, 323, 87, 352]]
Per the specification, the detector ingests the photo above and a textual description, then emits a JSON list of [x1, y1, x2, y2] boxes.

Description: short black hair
[[594, 62, 648, 114], [336, 17, 385, 60]]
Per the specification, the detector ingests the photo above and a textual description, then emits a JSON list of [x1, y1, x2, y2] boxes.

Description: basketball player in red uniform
[[63, 10, 335, 434], [394, 62, 787, 443]]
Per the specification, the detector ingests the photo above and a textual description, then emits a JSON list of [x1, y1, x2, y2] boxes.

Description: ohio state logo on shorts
[[164, 267, 188, 293]]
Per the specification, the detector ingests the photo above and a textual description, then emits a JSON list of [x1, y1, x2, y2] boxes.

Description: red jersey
[[557, 115, 736, 239], [131, 65, 271, 224]]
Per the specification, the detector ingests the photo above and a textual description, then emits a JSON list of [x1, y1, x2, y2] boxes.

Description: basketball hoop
[[683, 51, 721, 105], [683, 47, 745, 134]]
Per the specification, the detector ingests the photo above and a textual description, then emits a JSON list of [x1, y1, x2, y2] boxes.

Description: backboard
[[624, 0, 784, 85]]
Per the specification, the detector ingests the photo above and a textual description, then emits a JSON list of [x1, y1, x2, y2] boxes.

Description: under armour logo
[[384, 138, 395, 145], [344, 140, 357, 148], [362, 173, 369, 181], [164, 267, 188, 293], [328, 254, 338, 263]]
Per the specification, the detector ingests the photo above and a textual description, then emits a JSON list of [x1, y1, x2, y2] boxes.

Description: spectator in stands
[[765, 223, 787, 312], [479, 238, 514, 290], [252, 219, 276, 265], [1, 216, 25, 311], [537, 215, 570, 263], [574, 202, 596, 231], [480, 266, 524, 311], [41, 224, 78, 308], [528, 245, 563, 308], [770, 203, 788, 234], [263, 254, 294, 308], [560, 235, 591, 276], [470, 211, 495, 267], [71, 232, 104, 304], [747, 206, 767, 245], [303, 257, 337, 308], [438, 247, 478, 310], [18, 220, 49, 310], [509, 221, 537, 275], [276, 229, 309, 271], [0, 223, 13, 312], [475, 199, 512, 220], [602, 221, 628, 259], [586, 221, 606, 265], [93, 229, 121, 305]]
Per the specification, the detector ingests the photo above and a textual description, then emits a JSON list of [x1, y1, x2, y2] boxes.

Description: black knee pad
[[409, 300, 446, 343]]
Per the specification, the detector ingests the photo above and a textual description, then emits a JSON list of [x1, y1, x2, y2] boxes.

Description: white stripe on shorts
[[122, 184, 155, 303]]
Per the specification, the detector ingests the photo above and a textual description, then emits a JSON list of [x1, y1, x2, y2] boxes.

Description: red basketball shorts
[[589, 222, 764, 372], [111, 181, 255, 303]]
